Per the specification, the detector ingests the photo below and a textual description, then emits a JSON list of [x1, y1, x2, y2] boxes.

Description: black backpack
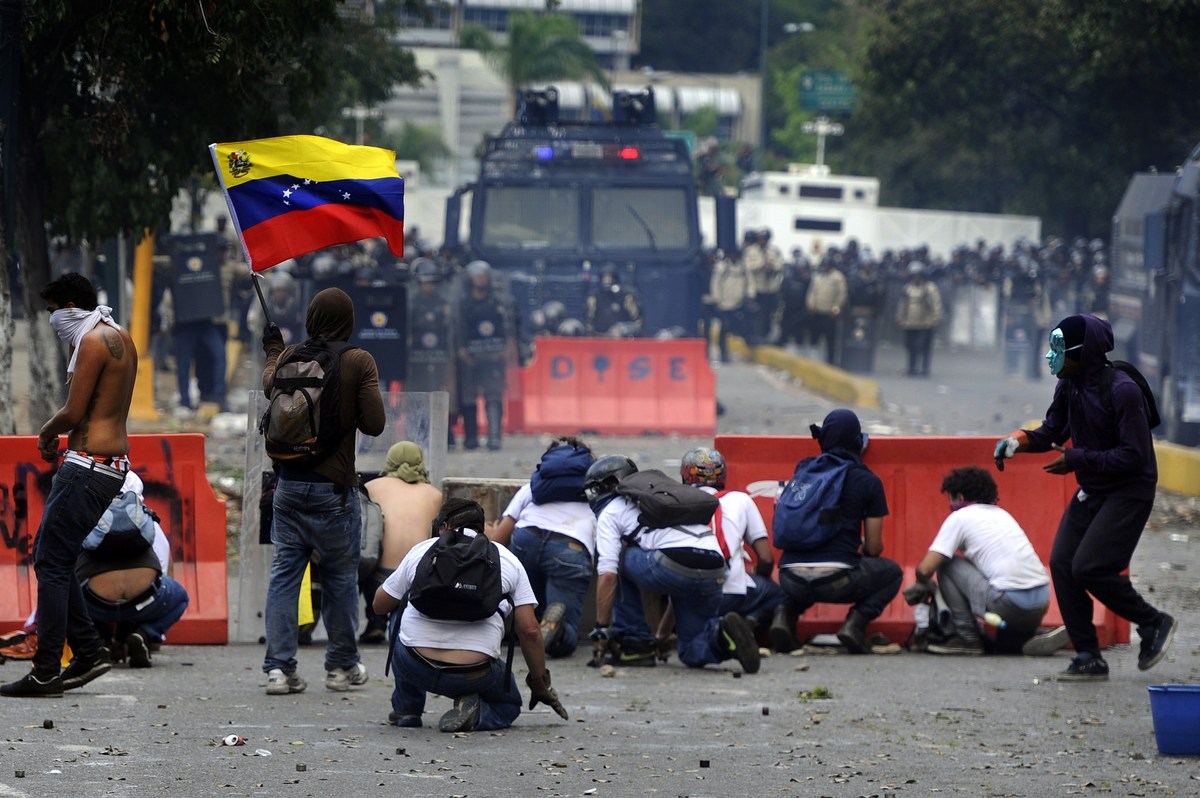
[[529, 445, 593, 505], [1100, 360, 1161, 429], [615, 469, 720, 530], [772, 453, 854, 551], [259, 338, 357, 468], [407, 528, 507, 622]]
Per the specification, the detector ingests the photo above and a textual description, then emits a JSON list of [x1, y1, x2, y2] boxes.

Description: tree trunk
[[0, 218, 14, 436], [15, 140, 64, 430]]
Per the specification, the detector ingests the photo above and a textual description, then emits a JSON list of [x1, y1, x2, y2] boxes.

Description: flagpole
[[251, 271, 274, 327]]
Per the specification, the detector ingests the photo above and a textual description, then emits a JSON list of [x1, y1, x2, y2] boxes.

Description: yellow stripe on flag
[[210, 135, 399, 188]]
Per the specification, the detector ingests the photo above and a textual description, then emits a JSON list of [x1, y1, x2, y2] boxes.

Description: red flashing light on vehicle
[[618, 147, 640, 160]]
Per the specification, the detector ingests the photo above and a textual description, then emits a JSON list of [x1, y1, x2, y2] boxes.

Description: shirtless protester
[[2, 273, 137, 698], [359, 442, 443, 642]]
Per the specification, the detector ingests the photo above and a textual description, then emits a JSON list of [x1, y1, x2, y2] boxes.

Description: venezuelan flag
[[209, 135, 405, 272]]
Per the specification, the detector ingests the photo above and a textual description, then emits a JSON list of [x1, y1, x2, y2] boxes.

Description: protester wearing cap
[[776, 409, 899, 654], [361, 442, 444, 644]]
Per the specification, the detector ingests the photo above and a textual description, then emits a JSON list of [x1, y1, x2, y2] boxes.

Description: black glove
[[525, 669, 568, 720], [902, 581, 935, 606], [262, 322, 283, 353]]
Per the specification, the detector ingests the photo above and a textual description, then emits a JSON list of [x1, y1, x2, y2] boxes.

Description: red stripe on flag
[[242, 204, 405, 272]]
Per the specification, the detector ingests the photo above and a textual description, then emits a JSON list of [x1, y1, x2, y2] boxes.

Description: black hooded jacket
[[1024, 315, 1156, 500]]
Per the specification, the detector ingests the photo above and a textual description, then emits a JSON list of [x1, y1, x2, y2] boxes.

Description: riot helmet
[[584, 455, 638, 513], [466, 259, 491, 279], [680, 447, 726, 489], [413, 258, 441, 284]]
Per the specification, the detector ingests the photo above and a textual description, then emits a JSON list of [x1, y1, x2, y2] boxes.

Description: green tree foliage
[[383, 122, 452, 177], [461, 10, 609, 113], [847, 0, 1200, 236], [6, 0, 427, 429]]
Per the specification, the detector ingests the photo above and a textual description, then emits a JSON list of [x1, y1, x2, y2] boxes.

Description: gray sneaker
[[266, 668, 307, 695], [325, 662, 369, 692], [1021, 626, 1070, 657], [437, 694, 481, 733]]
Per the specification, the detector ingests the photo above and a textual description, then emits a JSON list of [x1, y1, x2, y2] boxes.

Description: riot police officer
[[586, 263, 642, 337], [407, 258, 458, 446], [456, 260, 516, 451]]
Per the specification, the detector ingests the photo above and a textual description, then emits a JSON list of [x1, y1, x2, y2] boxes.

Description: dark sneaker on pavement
[[126, 632, 153, 669], [540, 602, 567, 653], [438, 694, 481, 733], [388, 711, 422, 728], [927, 635, 985, 656], [609, 637, 657, 668], [1137, 613, 1178, 671], [60, 648, 113, 690], [718, 612, 761, 674], [1021, 626, 1070, 657], [1, 670, 64, 698], [1055, 653, 1109, 682]]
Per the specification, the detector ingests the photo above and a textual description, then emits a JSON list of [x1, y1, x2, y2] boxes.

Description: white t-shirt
[[702, 486, 768, 596], [501, 483, 597, 555], [928, 504, 1049, 591], [381, 530, 537, 659], [594, 496, 723, 576]]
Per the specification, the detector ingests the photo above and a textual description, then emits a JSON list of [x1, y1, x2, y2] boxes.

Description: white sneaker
[[325, 662, 368, 692], [266, 668, 307, 695]]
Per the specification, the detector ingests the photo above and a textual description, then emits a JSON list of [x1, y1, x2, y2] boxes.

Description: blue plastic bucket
[[1148, 685, 1200, 755]]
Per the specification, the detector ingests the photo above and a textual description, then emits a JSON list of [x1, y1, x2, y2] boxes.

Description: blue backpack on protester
[[772, 453, 854, 550], [530, 444, 593, 504]]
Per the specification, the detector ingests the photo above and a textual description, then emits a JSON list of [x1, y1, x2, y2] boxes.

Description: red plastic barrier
[[715, 434, 1130, 647], [517, 338, 716, 436], [0, 434, 228, 644]]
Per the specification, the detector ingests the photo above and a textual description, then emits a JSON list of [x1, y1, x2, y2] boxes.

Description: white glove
[[993, 437, 1019, 470]]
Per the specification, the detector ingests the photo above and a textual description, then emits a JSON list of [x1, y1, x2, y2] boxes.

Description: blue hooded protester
[[775, 409, 900, 654], [994, 314, 1176, 681]]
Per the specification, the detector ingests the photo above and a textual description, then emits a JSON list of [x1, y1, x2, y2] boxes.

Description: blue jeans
[[33, 462, 125, 674], [172, 320, 226, 409], [510, 527, 592, 658], [263, 478, 362, 674], [85, 575, 191, 642], [779, 556, 903, 620], [617, 548, 724, 668], [390, 643, 521, 730], [719, 573, 787, 630]]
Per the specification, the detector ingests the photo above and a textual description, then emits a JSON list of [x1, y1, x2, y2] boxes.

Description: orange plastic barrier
[[517, 338, 716, 436], [715, 434, 1130, 647], [0, 434, 228, 644]]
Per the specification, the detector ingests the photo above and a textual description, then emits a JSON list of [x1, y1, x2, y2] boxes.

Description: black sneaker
[[1056, 653, 1109, 682], [126, 632, 153, 669], [1137, 613, 1178, 671], [388, 710, 422, 728], [437, 694, 481, 733], [60, 648, 114, 690], [927, 635, 985, 656], [1, 670, 64, 698], [609, 637, 657, 668], [717, 612, 761, 674]]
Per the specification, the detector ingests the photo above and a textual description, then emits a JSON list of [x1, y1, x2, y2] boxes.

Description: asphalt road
[[3, 338, 1198, 797]]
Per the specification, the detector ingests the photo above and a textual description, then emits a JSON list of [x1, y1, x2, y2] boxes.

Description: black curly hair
[[40, 272, 99, 311], [940, 466, 998, 505], [431, 497, 485, 537]]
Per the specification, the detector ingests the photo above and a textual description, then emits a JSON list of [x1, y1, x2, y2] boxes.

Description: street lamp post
[[757, 0, 769, 169]]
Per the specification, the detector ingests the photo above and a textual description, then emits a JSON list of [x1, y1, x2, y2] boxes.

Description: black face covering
[[1055, 315, 1087, 361], [811, 409, 864, 456]]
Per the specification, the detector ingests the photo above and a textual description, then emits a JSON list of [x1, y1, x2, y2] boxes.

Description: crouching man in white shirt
[[373, 498, 568, 732]]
